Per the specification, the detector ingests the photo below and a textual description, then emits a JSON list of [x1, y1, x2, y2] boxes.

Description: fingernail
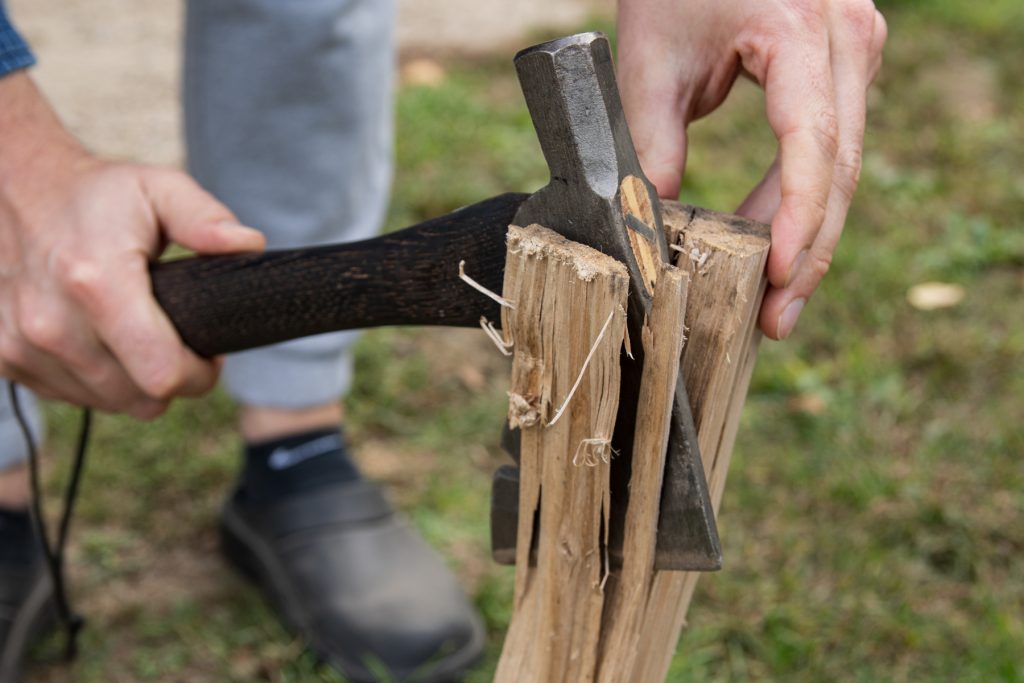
[[777, 298, 805, 339], [786, 250, 808, 287]]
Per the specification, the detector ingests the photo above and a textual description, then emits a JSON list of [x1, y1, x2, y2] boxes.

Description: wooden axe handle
[[151, 193, 527, 357]]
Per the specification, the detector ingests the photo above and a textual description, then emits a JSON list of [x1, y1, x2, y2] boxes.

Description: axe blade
[[490, 32, 721, 572]]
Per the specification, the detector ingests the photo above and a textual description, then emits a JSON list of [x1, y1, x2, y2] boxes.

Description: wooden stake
[[495, 224, 629, 683], [629, 203, 770, 683]]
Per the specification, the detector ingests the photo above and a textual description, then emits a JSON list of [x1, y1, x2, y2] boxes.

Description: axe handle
[[151, 193, 527, 357]]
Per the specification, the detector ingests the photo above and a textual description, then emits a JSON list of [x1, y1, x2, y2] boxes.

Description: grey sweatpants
[[0, 0, 396, 471]]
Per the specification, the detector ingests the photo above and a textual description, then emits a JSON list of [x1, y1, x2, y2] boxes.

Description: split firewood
[[630, 203, 770, 683], [495, 204, 769, 683], [597, 265, 689, 682], [495, 224, 628, 683]]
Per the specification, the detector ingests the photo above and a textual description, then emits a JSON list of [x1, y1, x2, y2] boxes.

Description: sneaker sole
[[219, 504, 485, 683]]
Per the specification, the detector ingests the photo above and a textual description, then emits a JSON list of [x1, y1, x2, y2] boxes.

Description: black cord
[[7, 381, 89, 661]]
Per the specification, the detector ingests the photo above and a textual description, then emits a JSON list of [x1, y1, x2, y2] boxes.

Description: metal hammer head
[[512, 31, 668, 328], [494, 31, 723, 572]]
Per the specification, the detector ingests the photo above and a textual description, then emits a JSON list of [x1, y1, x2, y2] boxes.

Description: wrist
[[0, 72, 92, 198]]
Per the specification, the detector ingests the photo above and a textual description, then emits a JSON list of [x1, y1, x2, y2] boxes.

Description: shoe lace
[[7, 381, 89, 662]]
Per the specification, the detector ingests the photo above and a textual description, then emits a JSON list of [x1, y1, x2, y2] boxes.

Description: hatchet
[[151, 32, 721, 571]]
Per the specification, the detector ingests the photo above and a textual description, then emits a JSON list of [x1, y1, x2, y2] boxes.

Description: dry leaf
[[907, 282, 965, 310]]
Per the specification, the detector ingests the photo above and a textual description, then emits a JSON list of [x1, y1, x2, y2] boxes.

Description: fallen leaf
[[907, 282, 965, 310]]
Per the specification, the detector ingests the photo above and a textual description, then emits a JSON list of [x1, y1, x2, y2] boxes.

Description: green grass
[[27, 2, 1024, 681]]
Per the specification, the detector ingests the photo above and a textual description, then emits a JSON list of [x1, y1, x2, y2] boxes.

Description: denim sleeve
[[0, 1, 36, 78]]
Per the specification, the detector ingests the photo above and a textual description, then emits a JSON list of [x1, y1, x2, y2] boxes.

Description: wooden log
[[495, 224, 629, 683], [629, 203, 770, 683], [494, 206, 767, 683], [597, 265, 689, 682]]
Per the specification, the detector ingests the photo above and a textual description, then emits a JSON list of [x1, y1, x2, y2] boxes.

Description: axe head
[[490, 32, 722, 571], [512, 32, 666, 324]]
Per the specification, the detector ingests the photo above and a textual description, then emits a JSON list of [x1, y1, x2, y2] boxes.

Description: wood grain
[[494, 206, 767, 682], [597, 265, 688, 682], [495, 224, 628, 683], [629, 203, 770, 683]]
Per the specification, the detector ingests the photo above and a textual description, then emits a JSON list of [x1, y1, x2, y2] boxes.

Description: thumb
[[736, 155, 782, 224], [617, 43, 689, 199], [140, 167, 266, 255], [622, 80, 690, 199]]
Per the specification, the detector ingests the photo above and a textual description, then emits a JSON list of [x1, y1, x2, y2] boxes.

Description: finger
[[736, 155, 782, 225], [755, 32, 839, 291], [760, 2, 882, 340], [140, 168, 265, 254], [2, 302, 168, 416], [52, 325, 170, 417], [0, 351, 94, 408], [617, 53, 690, 198], [0, 364, 66, 404], [734, 159, 792, 339], [630, 105, 689, 200], [63, 256, 221, 402], [0, 337, 125, 412], [869, 10, 888, 83]]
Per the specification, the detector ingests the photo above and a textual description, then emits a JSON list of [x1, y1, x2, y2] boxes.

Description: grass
[[27, 1, 1024, 681]]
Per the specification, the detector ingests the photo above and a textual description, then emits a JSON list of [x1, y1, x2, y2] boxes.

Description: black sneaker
[[220, 479, 485, 683], [0, 547, 54, 682]]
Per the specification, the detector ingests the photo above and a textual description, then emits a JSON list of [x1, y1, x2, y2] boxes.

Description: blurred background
[[10, 0, 1022, 680]]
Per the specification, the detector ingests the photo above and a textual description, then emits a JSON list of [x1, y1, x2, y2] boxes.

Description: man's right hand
[[0, 72, 265, 418]]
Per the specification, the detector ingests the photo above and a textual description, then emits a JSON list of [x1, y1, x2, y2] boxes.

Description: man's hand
[[0, 72, 265, 418], [618, 0, 887, 339]]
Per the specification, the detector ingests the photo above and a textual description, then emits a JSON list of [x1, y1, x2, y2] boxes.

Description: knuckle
[[138, 362, 184, 401], [838, 0, 879, 40], [784, 0, 828, 30], [833, 146, 864, 201], [806, 248, 833, 281], [80, 364, 125, 397], [60, 258, 107, 308], [813, 107, 841, 160], [872, 10, 889, 54], [789, 188, 831, 224], [17, 308, 66, 353]]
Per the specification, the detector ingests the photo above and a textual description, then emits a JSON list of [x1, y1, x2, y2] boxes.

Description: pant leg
[[0, 383, 43, 472], [183, 0, 396, 409]]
